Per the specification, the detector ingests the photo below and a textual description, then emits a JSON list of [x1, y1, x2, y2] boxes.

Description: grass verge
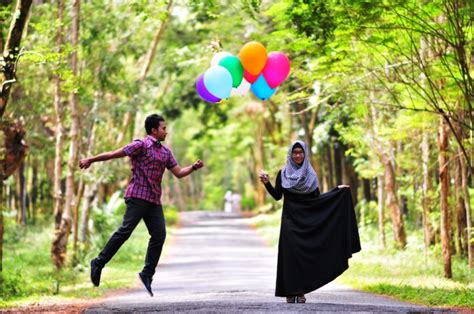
[[1, 207, 179, 309]]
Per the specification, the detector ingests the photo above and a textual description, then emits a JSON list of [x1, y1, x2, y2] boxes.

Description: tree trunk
[[31, 157, 38, 222], [369, 99, 405, 248], [326, 147, 334, 188], [455, 108, 473, 267], [0, 0, 33, 277], [255, 115, 265, 207], [421, 131, 436, 247], [377, 174, 385, 248], [460, 151, 473, 268], [300, 106, 313, 152], [78, 91, 99, 245], [381, 152, 406, 249], [298, 103, 323, 185], [266, 100, 284, 147], [15, 161, 26, 225], [455, 154, 467, 256], [437, 117, 452, 278], [0, 0, 33, 116], [116, 0, 173, 145], [345, 160, 358, 205], [363, 178, 371, 203], [52, 0, 80, 270], [0, 180, 3, 283], [334, 143, 342, 185], [172, 175, 186, 211], [138, 0, 173, 82], [79, 180, 98, 244], [71, 177, 84, 264], [73, 87, 99, 262], [25, 157, 31, 221], [51, 0, 66, 268], [312, 146, 324, 190]]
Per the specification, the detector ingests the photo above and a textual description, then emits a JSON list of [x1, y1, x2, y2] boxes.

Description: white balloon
[[233, 79, 251, 96], [211, 51, 233, 67]]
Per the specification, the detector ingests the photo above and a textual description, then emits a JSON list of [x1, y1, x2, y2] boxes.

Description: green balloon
[[218, 56, 244, 88]]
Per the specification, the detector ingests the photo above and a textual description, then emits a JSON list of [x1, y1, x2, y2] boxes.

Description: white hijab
[[281, 140, 319, 194]]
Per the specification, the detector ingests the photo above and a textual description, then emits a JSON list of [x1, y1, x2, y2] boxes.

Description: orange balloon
[[239, 42, 267, 76]]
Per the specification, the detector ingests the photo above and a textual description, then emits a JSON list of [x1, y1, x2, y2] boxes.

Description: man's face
[[152, 121, 167, 141]]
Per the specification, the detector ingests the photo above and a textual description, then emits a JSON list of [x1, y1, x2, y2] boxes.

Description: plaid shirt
[[123, 135, 178, 205]]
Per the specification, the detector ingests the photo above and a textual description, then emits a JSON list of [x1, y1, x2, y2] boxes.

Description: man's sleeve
[[166, 149, 178, 170], [123, 140, 144, 157]]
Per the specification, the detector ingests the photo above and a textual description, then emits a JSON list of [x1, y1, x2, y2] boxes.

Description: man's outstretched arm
[[79, 147, 127, 169], [170, 160, 204, 179]]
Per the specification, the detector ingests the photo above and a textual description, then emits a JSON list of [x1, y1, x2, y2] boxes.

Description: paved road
[[86, 211, 451, 313]]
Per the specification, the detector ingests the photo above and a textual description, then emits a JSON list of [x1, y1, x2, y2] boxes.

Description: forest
[[0, 0, 472, 308]]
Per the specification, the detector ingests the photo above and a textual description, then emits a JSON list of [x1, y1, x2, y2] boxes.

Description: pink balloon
[[262, 52, 290, 88]]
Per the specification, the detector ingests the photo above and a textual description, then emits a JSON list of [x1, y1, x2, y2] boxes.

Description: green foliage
[[128, 0, 170, 22], [286, 0, 335, 47], [2, 222, 72, 302], [339, 237, 474, 307], [242, 183, 257, 210], [242, 0, 261, 19], [2, 197, 179, 307], [364, 284, 474, 308], [201, 183, 226, 210], [164, 205, 180, 225], [250, 210, 282, 246], [356, 199, 378, 226], [1, 270, 25, 299], [90, 192, 125, 249], [0, 4, 13, 23]]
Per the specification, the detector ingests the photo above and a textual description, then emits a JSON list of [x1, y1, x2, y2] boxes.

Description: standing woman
[[259, 140, 361, 303]]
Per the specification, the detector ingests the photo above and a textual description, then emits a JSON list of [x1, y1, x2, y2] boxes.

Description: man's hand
[[79, 158, 92, 169], [193, 160, 204, 170], [337, 184, 350, 189], [259, 170, 269, 184]]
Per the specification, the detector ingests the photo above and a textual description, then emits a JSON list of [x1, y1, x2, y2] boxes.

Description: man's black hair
[[145, 114, 165, 135]]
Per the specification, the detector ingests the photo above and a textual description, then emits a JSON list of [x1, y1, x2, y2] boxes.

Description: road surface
[[84, 211, 450, 313]]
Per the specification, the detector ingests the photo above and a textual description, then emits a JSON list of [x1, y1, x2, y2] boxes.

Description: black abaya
[[264, 170, 361, 297]]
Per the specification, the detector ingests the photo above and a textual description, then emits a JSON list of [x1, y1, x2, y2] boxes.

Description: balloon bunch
[[196, 41, 290, 103]]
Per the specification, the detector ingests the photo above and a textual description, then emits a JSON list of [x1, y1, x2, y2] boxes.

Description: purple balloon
[[196, 74, 221, 103]]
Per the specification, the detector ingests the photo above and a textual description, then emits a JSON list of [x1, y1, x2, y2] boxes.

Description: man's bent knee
[[114, 227, 134, 240]]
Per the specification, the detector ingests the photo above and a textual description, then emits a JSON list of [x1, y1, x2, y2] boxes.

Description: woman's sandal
[[286, 296, 296, 303], [296, 294, 306, 303]]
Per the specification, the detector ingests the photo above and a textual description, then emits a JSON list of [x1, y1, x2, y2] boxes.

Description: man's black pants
[[95, 198, 166, 278]]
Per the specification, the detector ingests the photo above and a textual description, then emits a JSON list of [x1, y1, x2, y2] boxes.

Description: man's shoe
[[90, 259, 103, 287], [138, 272, 153, 297]]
